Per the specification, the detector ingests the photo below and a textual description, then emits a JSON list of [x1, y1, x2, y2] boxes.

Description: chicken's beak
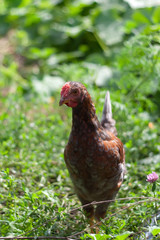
[[59, 97, 64, 106], [59, 97, 69, 106]]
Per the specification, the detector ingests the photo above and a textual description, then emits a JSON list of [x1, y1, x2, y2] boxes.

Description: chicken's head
[[59, 82, 85, 108]]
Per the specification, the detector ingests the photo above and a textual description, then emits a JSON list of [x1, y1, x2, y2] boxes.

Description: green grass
[[0, 84, 159, 239]]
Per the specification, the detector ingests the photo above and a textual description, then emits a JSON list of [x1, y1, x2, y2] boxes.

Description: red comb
[[61, 82, 70, 97]]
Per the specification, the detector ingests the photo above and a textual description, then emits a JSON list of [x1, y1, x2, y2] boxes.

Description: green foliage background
[[0, 0, 160, 239]]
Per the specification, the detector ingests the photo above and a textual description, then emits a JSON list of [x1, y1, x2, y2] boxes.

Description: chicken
[[59, 81, 125, 232]]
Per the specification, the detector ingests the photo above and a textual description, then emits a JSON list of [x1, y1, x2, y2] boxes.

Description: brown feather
[[60, 82, 125, 222]]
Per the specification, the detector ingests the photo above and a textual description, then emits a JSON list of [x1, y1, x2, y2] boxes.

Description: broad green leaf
[[5, 0, 22, 8], [84, 233, 112, 240], [124, 0, 160, 9], [29, 47, 54, 59], [152, 7, 160, 24], [19, 0, 31, 7], [149, 226, 160, 236], [95, 10, 125, 46], [32, 75, 65, 99], [132, 11, 150, 24], [115, 231, 133, 240], [96, 66, 113, 87]]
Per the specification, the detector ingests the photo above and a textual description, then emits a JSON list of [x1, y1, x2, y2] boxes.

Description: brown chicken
[[59, 82, 125, 231]]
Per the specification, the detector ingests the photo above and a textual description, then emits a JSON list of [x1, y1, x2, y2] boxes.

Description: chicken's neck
[[72, 93, 101, 133]]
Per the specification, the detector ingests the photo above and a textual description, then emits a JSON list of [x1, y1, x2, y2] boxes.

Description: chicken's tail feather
[[101, 91, 117, 136]]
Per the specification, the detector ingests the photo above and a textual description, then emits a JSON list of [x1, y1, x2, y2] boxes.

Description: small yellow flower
[[148, 122, 154, 129]]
